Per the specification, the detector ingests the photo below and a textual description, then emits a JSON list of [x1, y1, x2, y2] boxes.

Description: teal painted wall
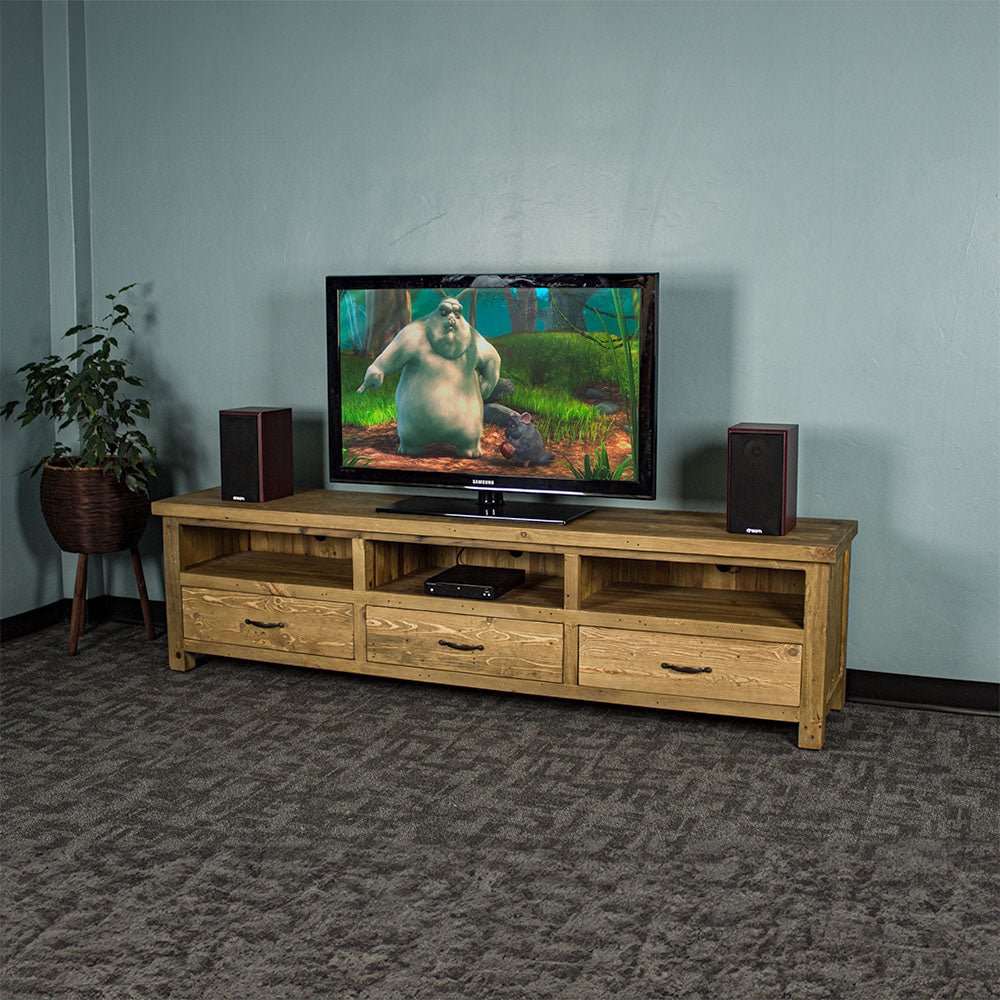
[[3, 1, 997, 683], [0, 1, 62, 617]]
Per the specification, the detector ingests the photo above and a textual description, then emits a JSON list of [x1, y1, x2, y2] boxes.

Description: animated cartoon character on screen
[[501, 412, 554, 467], [357, 297, 501, 458]]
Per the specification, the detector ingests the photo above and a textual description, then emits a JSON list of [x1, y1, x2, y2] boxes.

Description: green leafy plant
[[564, 443, 633, 481], [341, 443, 371, 467], [1, 283, 157, 495]]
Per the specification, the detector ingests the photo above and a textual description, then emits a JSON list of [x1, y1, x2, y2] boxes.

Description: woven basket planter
[[40, 460, 150, 554]]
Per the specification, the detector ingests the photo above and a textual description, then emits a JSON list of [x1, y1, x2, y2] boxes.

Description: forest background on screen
[[337, 286, 643, 481]]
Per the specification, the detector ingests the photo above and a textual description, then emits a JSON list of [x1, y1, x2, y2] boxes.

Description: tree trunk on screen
[[503, 288, 539, 334], [548, 289, 589, 334], [363, 289, 412, 357]]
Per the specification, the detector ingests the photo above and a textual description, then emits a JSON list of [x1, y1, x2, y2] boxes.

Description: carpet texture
[[2, 621, 997, 999]]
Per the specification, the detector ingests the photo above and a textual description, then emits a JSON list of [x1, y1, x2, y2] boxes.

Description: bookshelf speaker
[[220, 407, 293, 503], [726, 423, 798, 536]]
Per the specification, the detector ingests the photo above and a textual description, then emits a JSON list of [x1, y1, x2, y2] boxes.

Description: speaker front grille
[[220, 413, 260, 502], [727, 430, 787, 535]]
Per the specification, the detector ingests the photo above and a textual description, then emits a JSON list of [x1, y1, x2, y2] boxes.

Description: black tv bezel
[[325, 272, 658, 502]]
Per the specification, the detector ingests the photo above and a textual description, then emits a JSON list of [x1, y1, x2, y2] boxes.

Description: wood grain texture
[[563, 623, 580, 685], [834, 548, 852, 711], [564, 554, 582, 611], [247, 530, 353, 560], [152, 488, 857, 563], [182, 588, 354, 659], [824, 553, 848, 705], [179, 522, 247, 572], [579, 626, 802, 706], [163, 519, 196, 671], [799, 564, 832, 748], [153, 488, 856, 748], [181, 550, 353, 598], [563, 608, 802, 644], [352, 538, 370, 592], [580, 581, 804, 631], [581, 557, 804, 595], [172, 638, 799, 721], [366, 607, 563, 682]]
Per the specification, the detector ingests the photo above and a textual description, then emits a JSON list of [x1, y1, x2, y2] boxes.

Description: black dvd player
[[424, 564, 526, 600]]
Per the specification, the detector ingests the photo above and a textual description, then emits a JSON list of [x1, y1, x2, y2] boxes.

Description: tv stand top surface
[[151, 487, 857, 565]]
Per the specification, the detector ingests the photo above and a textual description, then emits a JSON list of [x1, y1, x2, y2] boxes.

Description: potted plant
[[2, 283, 158, 652]]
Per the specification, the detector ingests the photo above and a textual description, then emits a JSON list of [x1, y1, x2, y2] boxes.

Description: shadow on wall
[[804, 428, 993, 683], [131, 286, 201, 501], [653, 275, 991, 681], [659, 273, 737, 510], [274, 273, 742, 503], [269, 288, 329, 490], [99, 284, 200, 603], [292, 411, 325, 490]]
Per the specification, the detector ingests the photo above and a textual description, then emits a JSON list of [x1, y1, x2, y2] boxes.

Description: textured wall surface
[[2, 1, 997, 681], [0, 1, 61, 618]]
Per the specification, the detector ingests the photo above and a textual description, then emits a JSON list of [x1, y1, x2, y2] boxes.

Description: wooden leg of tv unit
[[797, 559, 843, 750], [797, 720, 826, 750], [161, 517, 197, 672]]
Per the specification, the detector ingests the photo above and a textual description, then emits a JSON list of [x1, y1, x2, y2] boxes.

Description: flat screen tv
[[326, 273, 657, 523]]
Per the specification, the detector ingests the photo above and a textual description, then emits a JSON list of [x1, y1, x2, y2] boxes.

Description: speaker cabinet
[[727, 423, 798, 536], [220, 407, 293, 503]]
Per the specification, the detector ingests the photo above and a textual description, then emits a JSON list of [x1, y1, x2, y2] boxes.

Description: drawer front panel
[[366, 607, 562, 682], [183, 587, 354, 659], [579, 626, 801, 706]]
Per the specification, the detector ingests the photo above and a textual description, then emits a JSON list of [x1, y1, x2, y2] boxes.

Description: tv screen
[[326, 273, 657, 522]]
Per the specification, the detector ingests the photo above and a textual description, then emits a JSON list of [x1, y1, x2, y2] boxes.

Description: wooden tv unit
[[152, 488, 856, 749]]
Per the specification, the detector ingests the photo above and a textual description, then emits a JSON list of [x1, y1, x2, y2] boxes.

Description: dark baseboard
[[1, 595, 167, 643], [1, 599, 68, 641], [846, 669, 998, 716], [3, 604, 997, 715]]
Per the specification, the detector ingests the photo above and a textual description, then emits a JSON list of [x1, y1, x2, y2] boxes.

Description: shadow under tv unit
[[152, 487, 857, 749]]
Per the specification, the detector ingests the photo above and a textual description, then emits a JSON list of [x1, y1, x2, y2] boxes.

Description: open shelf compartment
[[578, 555, 805, 634], [363, 540, 565, 610], [178, 525, 354, 596]]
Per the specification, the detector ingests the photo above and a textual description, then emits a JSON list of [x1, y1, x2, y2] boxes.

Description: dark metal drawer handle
[[439, 639, 484, 652], [662, 662, 712, 674], [245, 619, 286, 629]]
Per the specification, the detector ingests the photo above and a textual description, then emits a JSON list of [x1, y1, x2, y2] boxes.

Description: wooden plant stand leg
[[68, 553, 88, 656], [130, 547, 155, 640]]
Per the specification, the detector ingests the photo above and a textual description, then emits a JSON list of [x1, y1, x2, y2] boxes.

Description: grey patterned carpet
[[2, 621, 997, 1000]]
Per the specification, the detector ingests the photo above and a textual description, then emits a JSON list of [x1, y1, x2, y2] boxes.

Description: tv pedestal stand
[[375, 489, 596, 524], [152, 488, 856, 749], [477, 489, 506, 517]]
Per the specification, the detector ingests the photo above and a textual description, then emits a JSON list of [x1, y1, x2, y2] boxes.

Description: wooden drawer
[[579, 626, 802, 706], [182, 587, 354, 659], [366, 607, 563, 683]]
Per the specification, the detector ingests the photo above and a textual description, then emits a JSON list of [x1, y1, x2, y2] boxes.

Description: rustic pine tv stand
[[152, 489, 856, 749]]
